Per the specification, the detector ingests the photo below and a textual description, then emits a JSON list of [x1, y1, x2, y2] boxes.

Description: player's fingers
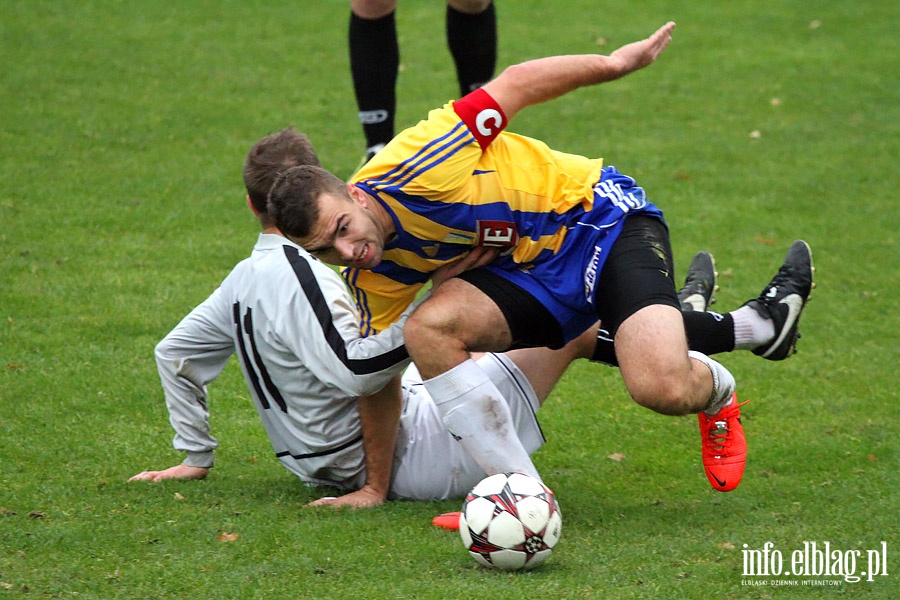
[[655, 21, 676, 38], [654, 22, 675, 49], [450, 246, 496, 275], [642, 24, 674, 62], [450, 249, 480, 271], [307, 496, 339, 507], [469, 246, 499, 268]]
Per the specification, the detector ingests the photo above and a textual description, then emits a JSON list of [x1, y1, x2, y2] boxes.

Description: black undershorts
[[457, 214, 680, 349]]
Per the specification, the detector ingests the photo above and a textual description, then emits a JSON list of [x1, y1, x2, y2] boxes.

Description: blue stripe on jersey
[[367, 122, 468, 186], [377, 191, 575, 251], [368, 122, 472, 191], [341, 267, 374, 336], [372, 260, 432, 285], [375, 122, 470, 188], [391, 129, 471, 189]]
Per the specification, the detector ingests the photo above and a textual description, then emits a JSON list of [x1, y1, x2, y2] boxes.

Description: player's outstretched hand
[[129, 463, 210, 482], [609, 21, 676, 75], [307, 484, 386, 509]]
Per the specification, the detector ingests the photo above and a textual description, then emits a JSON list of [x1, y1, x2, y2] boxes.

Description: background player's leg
[[502, 324, 597, 403], [446, 0, 496, 96], [349, 1, 399, 158]]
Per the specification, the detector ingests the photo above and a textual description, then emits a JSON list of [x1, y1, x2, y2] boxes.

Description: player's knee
[[405, 303, 454, 350], [627, 375, 694, 416], [448, 0, 493, 14], [351, 0, 396, 19]]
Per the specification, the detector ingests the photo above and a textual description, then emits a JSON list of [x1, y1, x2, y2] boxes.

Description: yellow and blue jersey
[[345, 89, 662, 340]]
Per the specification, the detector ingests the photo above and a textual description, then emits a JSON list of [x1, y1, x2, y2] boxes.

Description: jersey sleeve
[[370, 91, 506, 195], [154, 287, 234, 468]]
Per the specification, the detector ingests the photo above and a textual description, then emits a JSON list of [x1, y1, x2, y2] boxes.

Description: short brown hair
[[267, 165, 349, 239], [242, 127, 320, 214]]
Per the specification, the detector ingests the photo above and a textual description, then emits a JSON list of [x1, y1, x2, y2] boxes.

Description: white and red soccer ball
[[459, 472, 562, 570]]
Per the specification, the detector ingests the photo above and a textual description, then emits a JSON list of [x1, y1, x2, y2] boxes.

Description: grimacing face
[[295, 188, 388, 270]]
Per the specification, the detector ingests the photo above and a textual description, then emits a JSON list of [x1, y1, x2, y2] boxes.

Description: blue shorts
[[471, 166, 669, 345]]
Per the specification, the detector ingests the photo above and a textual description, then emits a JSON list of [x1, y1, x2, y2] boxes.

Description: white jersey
[[156, 233, 545, 499], [155, 233, 411, 490]]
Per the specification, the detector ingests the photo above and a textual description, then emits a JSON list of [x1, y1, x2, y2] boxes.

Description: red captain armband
[[452, 88, 507, 150]]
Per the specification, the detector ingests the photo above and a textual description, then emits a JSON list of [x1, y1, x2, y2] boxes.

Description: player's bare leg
[[404, 278, 540, 479], [405, 278, 511, 378], [615, 303, 747, 491], [614, 304, 722, 414]]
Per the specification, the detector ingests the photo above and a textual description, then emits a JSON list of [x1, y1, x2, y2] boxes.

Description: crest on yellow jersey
[[476, 220, 519, 248]]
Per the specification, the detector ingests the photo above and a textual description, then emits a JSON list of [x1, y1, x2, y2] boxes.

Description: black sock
[[349, 11, 398, 149], [591, 327, 618, 367], [683, 311, 736, 356], [446, 3, 497, 96], [590, 311, 736, 367]]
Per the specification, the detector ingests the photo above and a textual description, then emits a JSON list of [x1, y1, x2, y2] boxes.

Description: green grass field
[[1, 1, 897, 598]]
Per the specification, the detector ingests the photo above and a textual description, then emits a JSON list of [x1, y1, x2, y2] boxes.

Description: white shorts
[[389, 353, 545, 500]]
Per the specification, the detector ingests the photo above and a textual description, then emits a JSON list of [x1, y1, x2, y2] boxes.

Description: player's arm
[[307, 254, 493, 507], [309, 374, 402, 508], [481, 22, 675, 122], [430, 246, 499, 288], [131, 288, 234, 481]]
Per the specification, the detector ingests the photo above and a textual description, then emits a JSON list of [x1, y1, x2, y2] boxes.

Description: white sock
[[424, 359, 541, 480], [688, 351, 736, 415], [731, 305, 775, 350]]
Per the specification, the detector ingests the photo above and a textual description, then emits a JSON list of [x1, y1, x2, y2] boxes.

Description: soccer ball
[[459, 472, 562, 570]]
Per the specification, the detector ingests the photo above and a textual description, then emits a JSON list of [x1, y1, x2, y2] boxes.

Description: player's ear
[[246, 194, 260, 216], [348, 183, 368, 208]]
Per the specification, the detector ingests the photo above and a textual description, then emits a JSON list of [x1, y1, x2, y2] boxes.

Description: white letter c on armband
[[475, 109, 503, 137]]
